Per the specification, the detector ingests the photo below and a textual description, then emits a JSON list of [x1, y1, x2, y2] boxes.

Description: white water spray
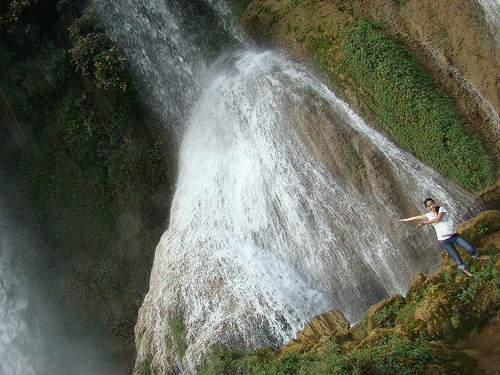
[[94, 0, 247, 141], [135, 50, 482, 373], [0, 210, 118, 375], [479, 0, 500, 43]]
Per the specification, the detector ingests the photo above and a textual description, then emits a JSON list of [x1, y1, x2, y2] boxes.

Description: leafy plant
[[68, 7, 126, 91], [477, 222, 490, 236]]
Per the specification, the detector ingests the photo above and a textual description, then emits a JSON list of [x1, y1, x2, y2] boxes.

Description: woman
[[399, 198, 489, 277]]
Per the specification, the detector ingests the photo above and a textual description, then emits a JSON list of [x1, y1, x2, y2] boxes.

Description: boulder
[[295, 309, 350, 343]]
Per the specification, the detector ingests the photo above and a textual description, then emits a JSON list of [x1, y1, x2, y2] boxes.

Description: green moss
[[169, 313, 188, 362], [134, 355, 153, 375]]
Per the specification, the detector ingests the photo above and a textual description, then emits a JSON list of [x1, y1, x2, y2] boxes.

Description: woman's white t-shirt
[[426, 206, 457, 241]]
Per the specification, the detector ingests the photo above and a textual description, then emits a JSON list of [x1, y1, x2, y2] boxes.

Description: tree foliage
[[68, 7, 127, 91]]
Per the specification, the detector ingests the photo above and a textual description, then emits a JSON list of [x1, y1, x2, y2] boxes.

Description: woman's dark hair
[[424, 198, 440, 213]]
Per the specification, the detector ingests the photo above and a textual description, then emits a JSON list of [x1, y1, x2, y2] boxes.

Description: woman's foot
[[477, 255, 490, 260], [463, 269, 473, 277]]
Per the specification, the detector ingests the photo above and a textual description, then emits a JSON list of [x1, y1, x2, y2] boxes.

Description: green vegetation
[[342, 142, 363, 171], [459, 211, 500, 247], [68, 7, 127, 91], [196, 339, 473, 374], [342, 20, 495, 191], [169, 313, 188, 362], [396, 246, 499, 342]]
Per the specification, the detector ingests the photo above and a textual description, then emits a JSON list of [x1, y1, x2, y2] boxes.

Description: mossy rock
[[457, 210, 500, 247], [350, 294, 405, 342]]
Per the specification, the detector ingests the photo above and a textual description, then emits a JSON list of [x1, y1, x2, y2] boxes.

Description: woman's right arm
[[398, 214, 428, 222]]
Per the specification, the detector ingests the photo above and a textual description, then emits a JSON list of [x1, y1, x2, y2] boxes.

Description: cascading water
[[0, 209, 117, 375], [94, 0, 247, 141], [95, 0, 487, 373], [135, 50, 482, 373], [0, 226, 43, 375]]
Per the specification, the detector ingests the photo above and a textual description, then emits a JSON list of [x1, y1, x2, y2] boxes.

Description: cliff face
[[241, 0, 500, 205], [223, 2, 500, 373]]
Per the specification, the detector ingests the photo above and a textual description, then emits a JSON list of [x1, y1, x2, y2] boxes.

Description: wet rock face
[[241, 0, 500, 204], [295, 309, 350, 342]]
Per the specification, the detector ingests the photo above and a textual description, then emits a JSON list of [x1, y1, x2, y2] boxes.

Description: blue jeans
[[440, 233, 479, 269]]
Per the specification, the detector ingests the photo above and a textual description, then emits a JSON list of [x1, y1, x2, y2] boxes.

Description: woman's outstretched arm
[[398, 214, 428, 222]]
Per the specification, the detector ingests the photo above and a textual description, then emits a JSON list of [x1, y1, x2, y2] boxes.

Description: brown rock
[[295, 309, 349, 342], [455, 315, 500, 375], [408, 272, 426, 294], [456, 210, 500, 247], [349, 294, 405, 342], [411, 283, 458, 340]]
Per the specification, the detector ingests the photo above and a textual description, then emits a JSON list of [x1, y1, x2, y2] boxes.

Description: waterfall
[[94, 0, 484, 373], [94, 0, 247, 142], [134, 50, 481, 373], [0, 230, 43, 374]]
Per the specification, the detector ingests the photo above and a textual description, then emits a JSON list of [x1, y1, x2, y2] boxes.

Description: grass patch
[[342, 20, 495, 191], [197, 339, 464, 374]]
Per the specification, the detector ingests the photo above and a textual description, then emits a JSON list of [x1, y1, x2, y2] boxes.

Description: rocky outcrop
[[296, 309, 349, 342], [281, 210, 500, 374]]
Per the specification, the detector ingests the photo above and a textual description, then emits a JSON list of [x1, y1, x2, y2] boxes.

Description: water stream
[[479, 0, 500, 43], [134, 49, 482, 372], [0, 226, 43, 375]]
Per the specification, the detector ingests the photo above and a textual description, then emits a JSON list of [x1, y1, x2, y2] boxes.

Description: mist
[[0, 194, 120, 375]]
